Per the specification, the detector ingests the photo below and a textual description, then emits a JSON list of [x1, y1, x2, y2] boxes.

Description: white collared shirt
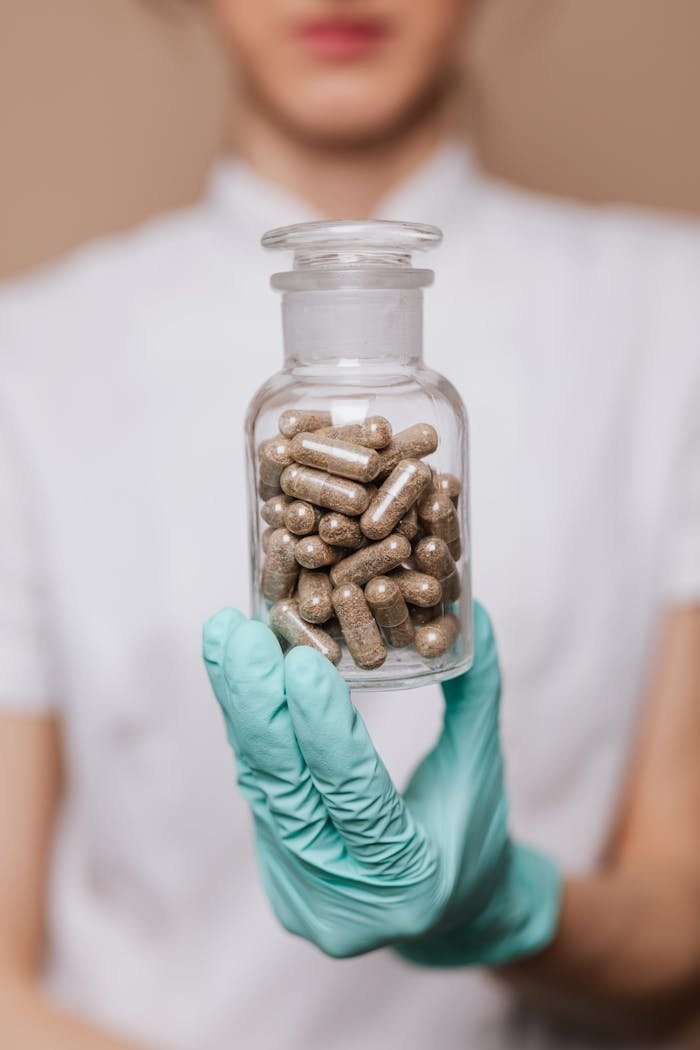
[[0, 144, 698, 1049]]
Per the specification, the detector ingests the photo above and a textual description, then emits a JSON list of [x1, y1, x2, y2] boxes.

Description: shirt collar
[[206, 139, 479, 242]]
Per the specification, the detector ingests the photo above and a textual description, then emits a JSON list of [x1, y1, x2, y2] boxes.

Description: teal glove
[[202, 602, 560, 965]]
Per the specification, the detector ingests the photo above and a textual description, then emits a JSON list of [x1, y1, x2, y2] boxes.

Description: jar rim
[[262, 219, 443, 264]]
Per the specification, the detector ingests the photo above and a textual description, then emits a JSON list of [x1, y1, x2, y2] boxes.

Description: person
[[0, 1, 699, 1047]]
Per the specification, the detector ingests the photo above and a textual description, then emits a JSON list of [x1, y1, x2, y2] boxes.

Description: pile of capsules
[[257, 408, 463, 671]]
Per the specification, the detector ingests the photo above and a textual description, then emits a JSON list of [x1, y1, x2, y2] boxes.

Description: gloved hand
[[202, 602, 560, 965]]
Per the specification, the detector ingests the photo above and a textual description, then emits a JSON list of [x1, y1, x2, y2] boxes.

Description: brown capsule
[[270, 599, 342, 665], [261, 528, 299, 603], [415, 613, 460, 659], [375, 423, 439, 477], [417, 491, 462, 560], [261, 493, 293, 528], [360, 459, 432, 541], [331, 583, 387, 670], [330, 534, 411, 588], [284, 500, 322, 537], [290, 432, 380, 483], [280, 464, 370, 515], [394, 505, 420, 542], [258, 436, 294, 499], [318, 511, 365, 550], [278, 409, 333, 438], [261, 526, 274, 554], [325, 615, 343, 639], [413, 536, 461, 603], [393, 568, 442, 607], [317, 416, 392, 449], [433, 472, 461, 507], [295, 535, 344, 570], [297, 569, 334, 624], [364, 576, 414, 649]]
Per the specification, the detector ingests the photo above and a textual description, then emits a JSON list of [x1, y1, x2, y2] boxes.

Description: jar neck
[[281, 288, 424, 367]]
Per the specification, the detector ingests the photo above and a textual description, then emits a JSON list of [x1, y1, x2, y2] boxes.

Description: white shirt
[[0, 144, 699, 1050]]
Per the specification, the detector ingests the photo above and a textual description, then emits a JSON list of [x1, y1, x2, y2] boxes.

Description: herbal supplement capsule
[[394, 505, 420, 542], [261, 493, 292, 528], [290, 431, 380, 483], [318, 511, 365, 550], [284, 500, 322, 537], [364, 576, 414, 648], [360, 459, 432, 541], [415, 613, 460, 659], [297, 568, 334, 624], [258, 436, 294, 499], [318, 416, 392, 449], [417, 490, 461, 560], [433, 472, 461, 507], [393, 568, 442, 607], [331, 583, 387, 670], [414, 536, 461, 603], [261, 528, 299, 603], [261, 526, 274, 554], [295, 535, 345, 570], [278, 409, 332, 438], [330, 534, 411, 587], [270, 599, 342, 665], [325, 615, 342, 639], [375, 423, 439, 477], [280, 464, 370, 515]]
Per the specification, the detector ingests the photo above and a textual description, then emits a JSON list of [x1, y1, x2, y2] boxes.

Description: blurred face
[[210, 0, 470, 146]]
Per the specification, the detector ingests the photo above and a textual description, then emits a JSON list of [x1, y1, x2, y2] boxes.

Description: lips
[[296, 18, 389, 60]]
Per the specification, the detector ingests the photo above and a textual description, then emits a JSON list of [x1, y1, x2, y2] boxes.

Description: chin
[[267, 86, 425, 149]]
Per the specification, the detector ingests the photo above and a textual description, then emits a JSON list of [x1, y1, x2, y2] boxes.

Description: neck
[[235, 100, 450, 219]]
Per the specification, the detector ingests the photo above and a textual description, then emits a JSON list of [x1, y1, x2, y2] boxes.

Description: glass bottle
[[246, 220, 473, 690]]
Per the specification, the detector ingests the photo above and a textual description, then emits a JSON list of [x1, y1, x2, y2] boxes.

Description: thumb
[[441, 601, 501, 737]]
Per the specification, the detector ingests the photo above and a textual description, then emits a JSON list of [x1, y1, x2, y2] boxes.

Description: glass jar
[[246, 219, 473, 690]]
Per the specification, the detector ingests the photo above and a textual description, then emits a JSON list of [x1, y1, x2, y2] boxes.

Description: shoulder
[[0, 195, 233, 388]]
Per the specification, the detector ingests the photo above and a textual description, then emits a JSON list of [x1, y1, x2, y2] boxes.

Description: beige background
[[2, 0, 700, 279]]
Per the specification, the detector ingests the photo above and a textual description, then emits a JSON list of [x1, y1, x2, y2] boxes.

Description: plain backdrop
[[1, 0, 700, 278]]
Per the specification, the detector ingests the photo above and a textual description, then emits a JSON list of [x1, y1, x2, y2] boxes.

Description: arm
[[503, 606, 700, 1037], [0, 714, 152, 1049]]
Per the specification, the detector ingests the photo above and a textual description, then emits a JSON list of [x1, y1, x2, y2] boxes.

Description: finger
[[223, 622, 338, 858], [285, 646, 425, 872], [202, 608, 268, 813]]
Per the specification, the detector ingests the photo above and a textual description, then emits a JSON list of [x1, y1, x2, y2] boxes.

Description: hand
[[202, 602, 560, 964]]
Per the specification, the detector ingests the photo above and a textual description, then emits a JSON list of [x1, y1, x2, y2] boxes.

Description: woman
[[0, 2, 698, 1047]]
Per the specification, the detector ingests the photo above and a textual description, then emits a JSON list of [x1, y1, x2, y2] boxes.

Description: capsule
[[331, 583, 387, 670], [410, 605, 439, 628], [295, 535, 345, 570], [394, 505, 420, 542], [261, 528, 299, 603], [414, 613, 460, 659], [364, 576, 414, 648], [318, 416, 392, 449], [261, 525, 274, 553], [375, 423, 438, 477], [413, 536, 461, 603], [433, 472, 461, 507], [330, 534, 411, 588], [258, 436, 294, 499], [284, 500, 322, 537], [417, 491, 461, 560], [290, 432, 380, 483], [360, 459, 432, 541], [393, 568, 442, 607], [261, 493, 292, 528], [270, 599, 342, 665], [318, 511, 365, 550], [297, 569, 334, 624], [278, 409, 333, 438], [280, 464, 370, 516]]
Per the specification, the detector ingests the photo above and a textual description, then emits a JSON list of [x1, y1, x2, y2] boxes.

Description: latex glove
[[202, 602, 560, 964]]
